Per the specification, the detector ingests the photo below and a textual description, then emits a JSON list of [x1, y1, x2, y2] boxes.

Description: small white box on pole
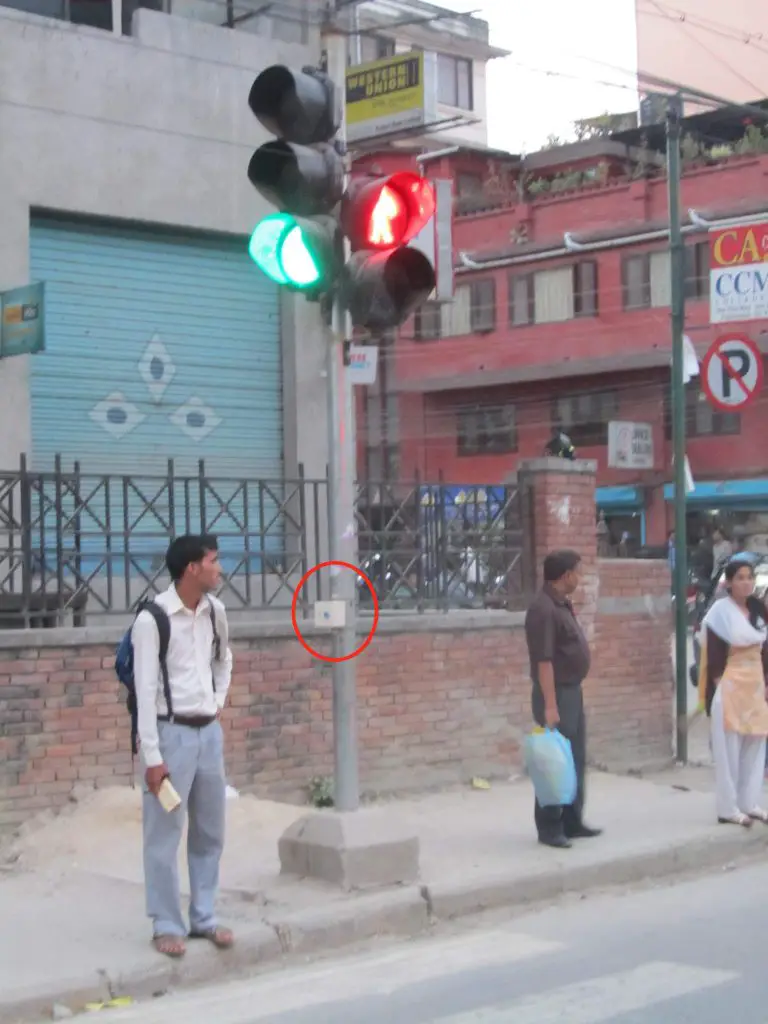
[[314, 600, 347, 629]]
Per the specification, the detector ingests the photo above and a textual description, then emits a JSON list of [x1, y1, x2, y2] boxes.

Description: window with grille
[[664, 382, 740, 439], [414, 301, 442, 341], [508, 274, 534, 326], [508, 263, 597, 324], [458, 404, 517, 456], [622, 251, 672, 309], [622, 254, 651, 309], [456, 173, 484, 197], [685, 241, 709, 300], [554, 390, 618, 446], [351, 34, 396, 65], [443, 279, 496, 335], [573, 261, 598, 317], [534, 267, 575, 323], [437, 53, 473, 109], [470, 278, 496, 332]]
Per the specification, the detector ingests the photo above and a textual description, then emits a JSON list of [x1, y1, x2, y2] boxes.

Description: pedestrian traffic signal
[[246, 65, 342, 294], [248, 141, 343, 216], [339, 171, 436, 330], [341, 248, 436, 332], [342, 172, 436, 252], [248, 213, 340, 291], [248, 65, 340, 145]]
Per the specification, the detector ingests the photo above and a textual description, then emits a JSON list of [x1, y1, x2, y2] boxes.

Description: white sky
[[444, 0, 640, 154]]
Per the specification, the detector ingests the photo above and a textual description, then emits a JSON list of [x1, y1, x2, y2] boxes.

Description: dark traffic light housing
[[245, 64, 437, 329]]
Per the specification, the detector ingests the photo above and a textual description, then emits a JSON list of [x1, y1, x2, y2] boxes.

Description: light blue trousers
[[142, 719, 226, 938]]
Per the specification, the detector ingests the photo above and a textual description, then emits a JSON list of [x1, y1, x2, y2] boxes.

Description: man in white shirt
[[133, 534, 233, 959]]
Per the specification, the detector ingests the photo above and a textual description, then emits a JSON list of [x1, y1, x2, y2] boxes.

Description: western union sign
[[345, 50, 438, 144]]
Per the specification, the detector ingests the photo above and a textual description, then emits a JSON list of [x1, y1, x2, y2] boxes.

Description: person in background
[[134, 534, 234, 958], [524, 550, 602, 849], [667, 531, 675, 575], [698, 558, 768, 827], [711, 528, 733, 578], [694, 535, 714, 583], [732, 527, 748, 556], [596, 511, 610, 557]]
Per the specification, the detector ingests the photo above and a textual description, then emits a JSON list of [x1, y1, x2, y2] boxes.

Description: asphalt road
[[104, 859, 768, 1024]]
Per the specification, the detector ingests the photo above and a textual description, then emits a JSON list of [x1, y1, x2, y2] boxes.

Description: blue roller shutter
[[28, 217, 283, 582]]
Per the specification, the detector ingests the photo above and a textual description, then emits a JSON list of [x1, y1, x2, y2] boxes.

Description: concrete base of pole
[[278, 809, 420, 891]]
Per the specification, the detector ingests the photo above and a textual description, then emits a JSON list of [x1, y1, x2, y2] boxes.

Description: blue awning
[[663, 478, 768, 507], [595, 485, 644, 510]]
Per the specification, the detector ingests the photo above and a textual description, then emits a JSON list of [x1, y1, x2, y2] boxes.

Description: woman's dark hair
[[724, 558, 754, 582], [724, 559, 767, 628], [165, 534, 218, 582], [543, 549, 581, 583]]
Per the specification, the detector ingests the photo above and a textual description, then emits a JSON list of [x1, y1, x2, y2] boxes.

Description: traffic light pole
[[667, 93, 688, 765], [324, 22, 360, 812]]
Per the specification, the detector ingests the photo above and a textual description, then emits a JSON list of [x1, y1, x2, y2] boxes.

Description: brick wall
[[589, 558, 672, 766], [520, 458, 600, 634], [0, 460, 674, 831]]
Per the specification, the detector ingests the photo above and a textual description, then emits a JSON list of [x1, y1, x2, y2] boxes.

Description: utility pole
[[666, 92, 688, 765], [246, 8, 436, 821], [323, 10, 360, 812]]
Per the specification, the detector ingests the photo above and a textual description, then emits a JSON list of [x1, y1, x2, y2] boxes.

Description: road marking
[[106, 930, 564, 1024], [429, 961, 738, 1023]]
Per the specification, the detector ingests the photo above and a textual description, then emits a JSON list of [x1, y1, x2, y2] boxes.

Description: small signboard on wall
[[347, 344, 378, 385], [607, 421, 654, 470], [1, 282, 45, 358]]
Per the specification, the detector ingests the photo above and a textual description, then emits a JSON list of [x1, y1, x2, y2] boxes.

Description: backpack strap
[[208, 599, 221, 686], [138, 600, 173, 719]]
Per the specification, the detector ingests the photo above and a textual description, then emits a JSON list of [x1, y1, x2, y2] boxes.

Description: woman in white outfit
[[699, 558, 768, 827]]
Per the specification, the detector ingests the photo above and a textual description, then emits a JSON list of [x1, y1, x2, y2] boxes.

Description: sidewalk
[[2, 761, 765, 1024]]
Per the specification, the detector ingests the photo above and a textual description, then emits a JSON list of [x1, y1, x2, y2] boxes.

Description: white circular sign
[[702, 333, 763, 412]]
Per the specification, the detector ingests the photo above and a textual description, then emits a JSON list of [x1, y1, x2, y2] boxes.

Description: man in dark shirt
[[524, 549, 602, 849]]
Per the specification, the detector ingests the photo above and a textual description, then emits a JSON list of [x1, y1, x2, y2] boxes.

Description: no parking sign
[[701, 332, 763, 413]]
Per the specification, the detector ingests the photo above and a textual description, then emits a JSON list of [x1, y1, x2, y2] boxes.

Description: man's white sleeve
[[212, 605, 233, 710], [132, 612, 163, 768]]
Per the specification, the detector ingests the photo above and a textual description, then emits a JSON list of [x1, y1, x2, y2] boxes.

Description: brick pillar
[[519, 458, 599, 639]]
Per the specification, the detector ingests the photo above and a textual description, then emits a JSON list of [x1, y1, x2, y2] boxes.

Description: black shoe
[[565, 824, 603, 839], [538, 834, 572, 849]]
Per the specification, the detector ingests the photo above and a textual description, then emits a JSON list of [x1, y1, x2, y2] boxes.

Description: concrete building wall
[[635, 0, 768, 106], [0, 7, 328, 477]]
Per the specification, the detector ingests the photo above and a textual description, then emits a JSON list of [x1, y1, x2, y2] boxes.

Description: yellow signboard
[[345, 51, 433, 143]]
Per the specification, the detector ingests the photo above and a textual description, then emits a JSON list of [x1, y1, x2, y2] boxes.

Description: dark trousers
[[532, 684, 586, 841]]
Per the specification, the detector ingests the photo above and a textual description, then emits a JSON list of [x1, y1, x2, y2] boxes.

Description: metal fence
[[356, 478, 529, 612], [0, 456, 530, 628]]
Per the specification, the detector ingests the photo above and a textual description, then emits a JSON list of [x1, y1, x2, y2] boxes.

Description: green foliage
[[307, 775, 334, 808]]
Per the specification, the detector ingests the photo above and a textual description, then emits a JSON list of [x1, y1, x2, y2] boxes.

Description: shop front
[[596, 485, 646, 555], [663, 478, 768, 557]]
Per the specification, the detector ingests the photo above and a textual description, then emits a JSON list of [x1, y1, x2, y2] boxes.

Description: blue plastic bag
[[523, 728, 578, 807]]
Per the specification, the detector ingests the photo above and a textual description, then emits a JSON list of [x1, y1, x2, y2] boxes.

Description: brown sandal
[[189, 926, 234, 949], [153, 934, 187, 958]]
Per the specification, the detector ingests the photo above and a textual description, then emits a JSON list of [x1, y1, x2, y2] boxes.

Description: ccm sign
[[710, 222, 768, 324]]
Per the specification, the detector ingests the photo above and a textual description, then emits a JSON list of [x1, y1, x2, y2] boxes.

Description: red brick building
[[354, 108, 768, 552]]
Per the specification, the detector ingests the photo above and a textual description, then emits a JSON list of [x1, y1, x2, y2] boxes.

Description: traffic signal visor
[[248, 213, 337, 291], [248, 65, 339, 146], [342, 172, 436, 252]]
